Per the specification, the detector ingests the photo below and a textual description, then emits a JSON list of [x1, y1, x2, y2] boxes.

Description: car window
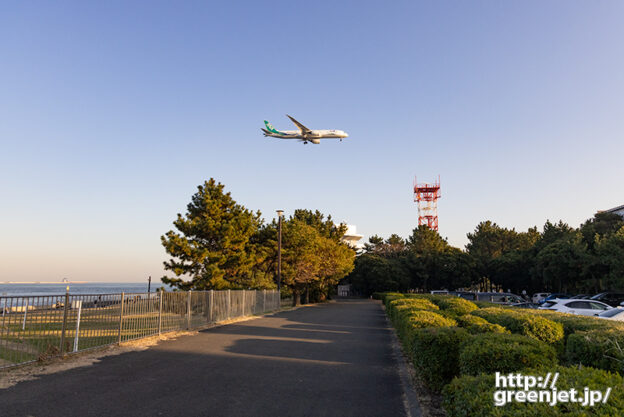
[[589, 302, 610, 310], [566, 301, 590, 309]]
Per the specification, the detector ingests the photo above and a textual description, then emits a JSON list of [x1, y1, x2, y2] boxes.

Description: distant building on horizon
[[341, 224, 364, 251], [601, 204, 624, 218]]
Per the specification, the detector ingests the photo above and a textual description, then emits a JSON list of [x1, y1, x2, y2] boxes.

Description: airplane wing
[[286, 115, 312, 134]]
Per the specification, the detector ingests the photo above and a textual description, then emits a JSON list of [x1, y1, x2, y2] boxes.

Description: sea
[[0, 282, 174, 297]]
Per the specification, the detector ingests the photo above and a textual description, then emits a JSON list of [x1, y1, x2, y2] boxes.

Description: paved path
[[1, 300, 407, 417]]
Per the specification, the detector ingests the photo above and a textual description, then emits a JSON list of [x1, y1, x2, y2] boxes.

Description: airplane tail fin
[[264, 120, 280, 134]]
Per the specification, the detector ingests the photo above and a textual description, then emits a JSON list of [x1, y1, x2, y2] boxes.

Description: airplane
[[261, 115, 349, 144]]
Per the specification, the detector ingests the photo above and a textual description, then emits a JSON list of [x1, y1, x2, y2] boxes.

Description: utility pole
[[276, 210, 284, 294]]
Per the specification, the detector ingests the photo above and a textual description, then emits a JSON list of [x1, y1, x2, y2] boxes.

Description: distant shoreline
[[0, 282, 145, 285]]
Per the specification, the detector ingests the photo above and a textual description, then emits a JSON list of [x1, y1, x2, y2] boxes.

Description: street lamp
[[276, 210, 284, 294]]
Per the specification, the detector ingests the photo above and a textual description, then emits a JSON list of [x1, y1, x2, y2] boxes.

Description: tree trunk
[[292, 288, 300, 306], [305, 286, 310, 304]]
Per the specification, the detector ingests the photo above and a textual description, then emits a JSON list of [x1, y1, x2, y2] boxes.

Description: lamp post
[[276, 210, 284, 294]]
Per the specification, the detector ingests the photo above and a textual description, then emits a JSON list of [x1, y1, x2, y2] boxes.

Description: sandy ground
[[0, 314, 265, 390]]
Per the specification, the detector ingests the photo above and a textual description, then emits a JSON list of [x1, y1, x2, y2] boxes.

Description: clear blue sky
[[1, 1, 623, 282]]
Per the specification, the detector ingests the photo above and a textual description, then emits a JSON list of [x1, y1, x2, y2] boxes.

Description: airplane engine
[[311, 139, 321, 144]]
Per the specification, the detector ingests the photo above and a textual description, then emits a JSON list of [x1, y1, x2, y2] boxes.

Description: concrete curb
[[383, 306, 424, 417]]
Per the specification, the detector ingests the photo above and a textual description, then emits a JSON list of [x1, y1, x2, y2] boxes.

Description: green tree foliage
[[407, 225, 452, 255], [349, 227, 474, 295], [348, 210, 624, 295], [279, 218, 354, 304], [250, 210, 355, 304], [580, 212, 624, 249], [161, 179, 262, 290], [161, 181, 354, 296], [594, 226, 624, 291]]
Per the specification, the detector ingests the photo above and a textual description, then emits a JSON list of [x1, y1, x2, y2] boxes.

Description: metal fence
[[0, 290, 285, 369]]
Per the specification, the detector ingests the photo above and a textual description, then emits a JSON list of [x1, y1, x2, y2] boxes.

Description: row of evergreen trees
[[160, 179, 355, 304], [347, 212, 624, 296]]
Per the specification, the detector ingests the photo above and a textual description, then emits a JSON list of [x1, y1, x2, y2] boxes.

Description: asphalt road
[[1, 300, 407, 417]]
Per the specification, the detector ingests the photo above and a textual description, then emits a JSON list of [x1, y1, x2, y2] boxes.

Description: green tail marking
[[264, 120, 282, 135]]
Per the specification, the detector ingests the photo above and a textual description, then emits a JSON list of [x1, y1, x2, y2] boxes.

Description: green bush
[[410, 327, 470, 392], [383, 292, 405, 308], [455, 314, 489, 327], [388, 297, 439, 310], [371, 292, 385, 300], [431, 296, 479, 315], [459, 333, 557, 376], [398, 310, 457, 345], [443, 365, 624, 417], [473, 300, 499, 309], [472, 307, 564, 345], [533, 310, 623, 338], [566, 329, 624, 373], [456, 314, 509, 333], [466, 322, 510, 335], [387, 298, 439, 324]]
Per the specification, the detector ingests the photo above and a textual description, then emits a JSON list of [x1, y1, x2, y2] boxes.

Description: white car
[[532, 292, 551, 304], [597, 308, 624, 321], [539, 299, 612, 316]]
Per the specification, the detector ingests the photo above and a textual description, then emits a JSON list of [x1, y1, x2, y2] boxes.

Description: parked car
[[476, 292, 525, 305], [570, 294, 592, 299], [532, 293, 551, 303], [538, 293, 572, 304], [430, 290, 449, 295], [511, 302, 540, 309], [539, 299, 612, 316], [590, 292, 624, 308], [596, 308, 624, 321], [449, 291, 477, 301]]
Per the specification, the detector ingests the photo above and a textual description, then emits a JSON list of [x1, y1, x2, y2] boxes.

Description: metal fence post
[[157, 290, 163, 335], [22, 298, 29, 330], [73, 300, 82, 352], [59, 289, 70, 355], [118, 292, 125, 345], [187, 290, 192, 330], [227, 289, 231, 319]]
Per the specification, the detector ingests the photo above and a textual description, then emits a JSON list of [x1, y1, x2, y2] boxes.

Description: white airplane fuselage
[[262, 116, 348, 144]]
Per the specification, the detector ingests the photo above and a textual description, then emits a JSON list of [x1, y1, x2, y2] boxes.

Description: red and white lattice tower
[[413, 176, 441, 231]]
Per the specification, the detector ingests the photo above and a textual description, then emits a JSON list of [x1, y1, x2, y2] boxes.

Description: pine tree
[[161, 179, 262, 290]]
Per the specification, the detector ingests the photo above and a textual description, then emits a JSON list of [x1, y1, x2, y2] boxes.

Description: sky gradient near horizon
[[2, 1, 623, 282]]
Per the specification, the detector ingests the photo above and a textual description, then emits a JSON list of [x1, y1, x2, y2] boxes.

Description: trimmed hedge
[[465, 322, 509, 335], [393, 310, 457, 350], [387, 298, 440, 325], [472, 307, 564, 345], [383, 293, 405, 308], [459, 333, 557, 376], [443, 365, 624, 416], [410, 327, 471, 392], [567, 329, 624, 373], [431, 296, 479, 315], [455, 314, 509, 334], [455, 314, 489, 327], [533, 310, 623, 338], [473, 300, 499, 309]]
